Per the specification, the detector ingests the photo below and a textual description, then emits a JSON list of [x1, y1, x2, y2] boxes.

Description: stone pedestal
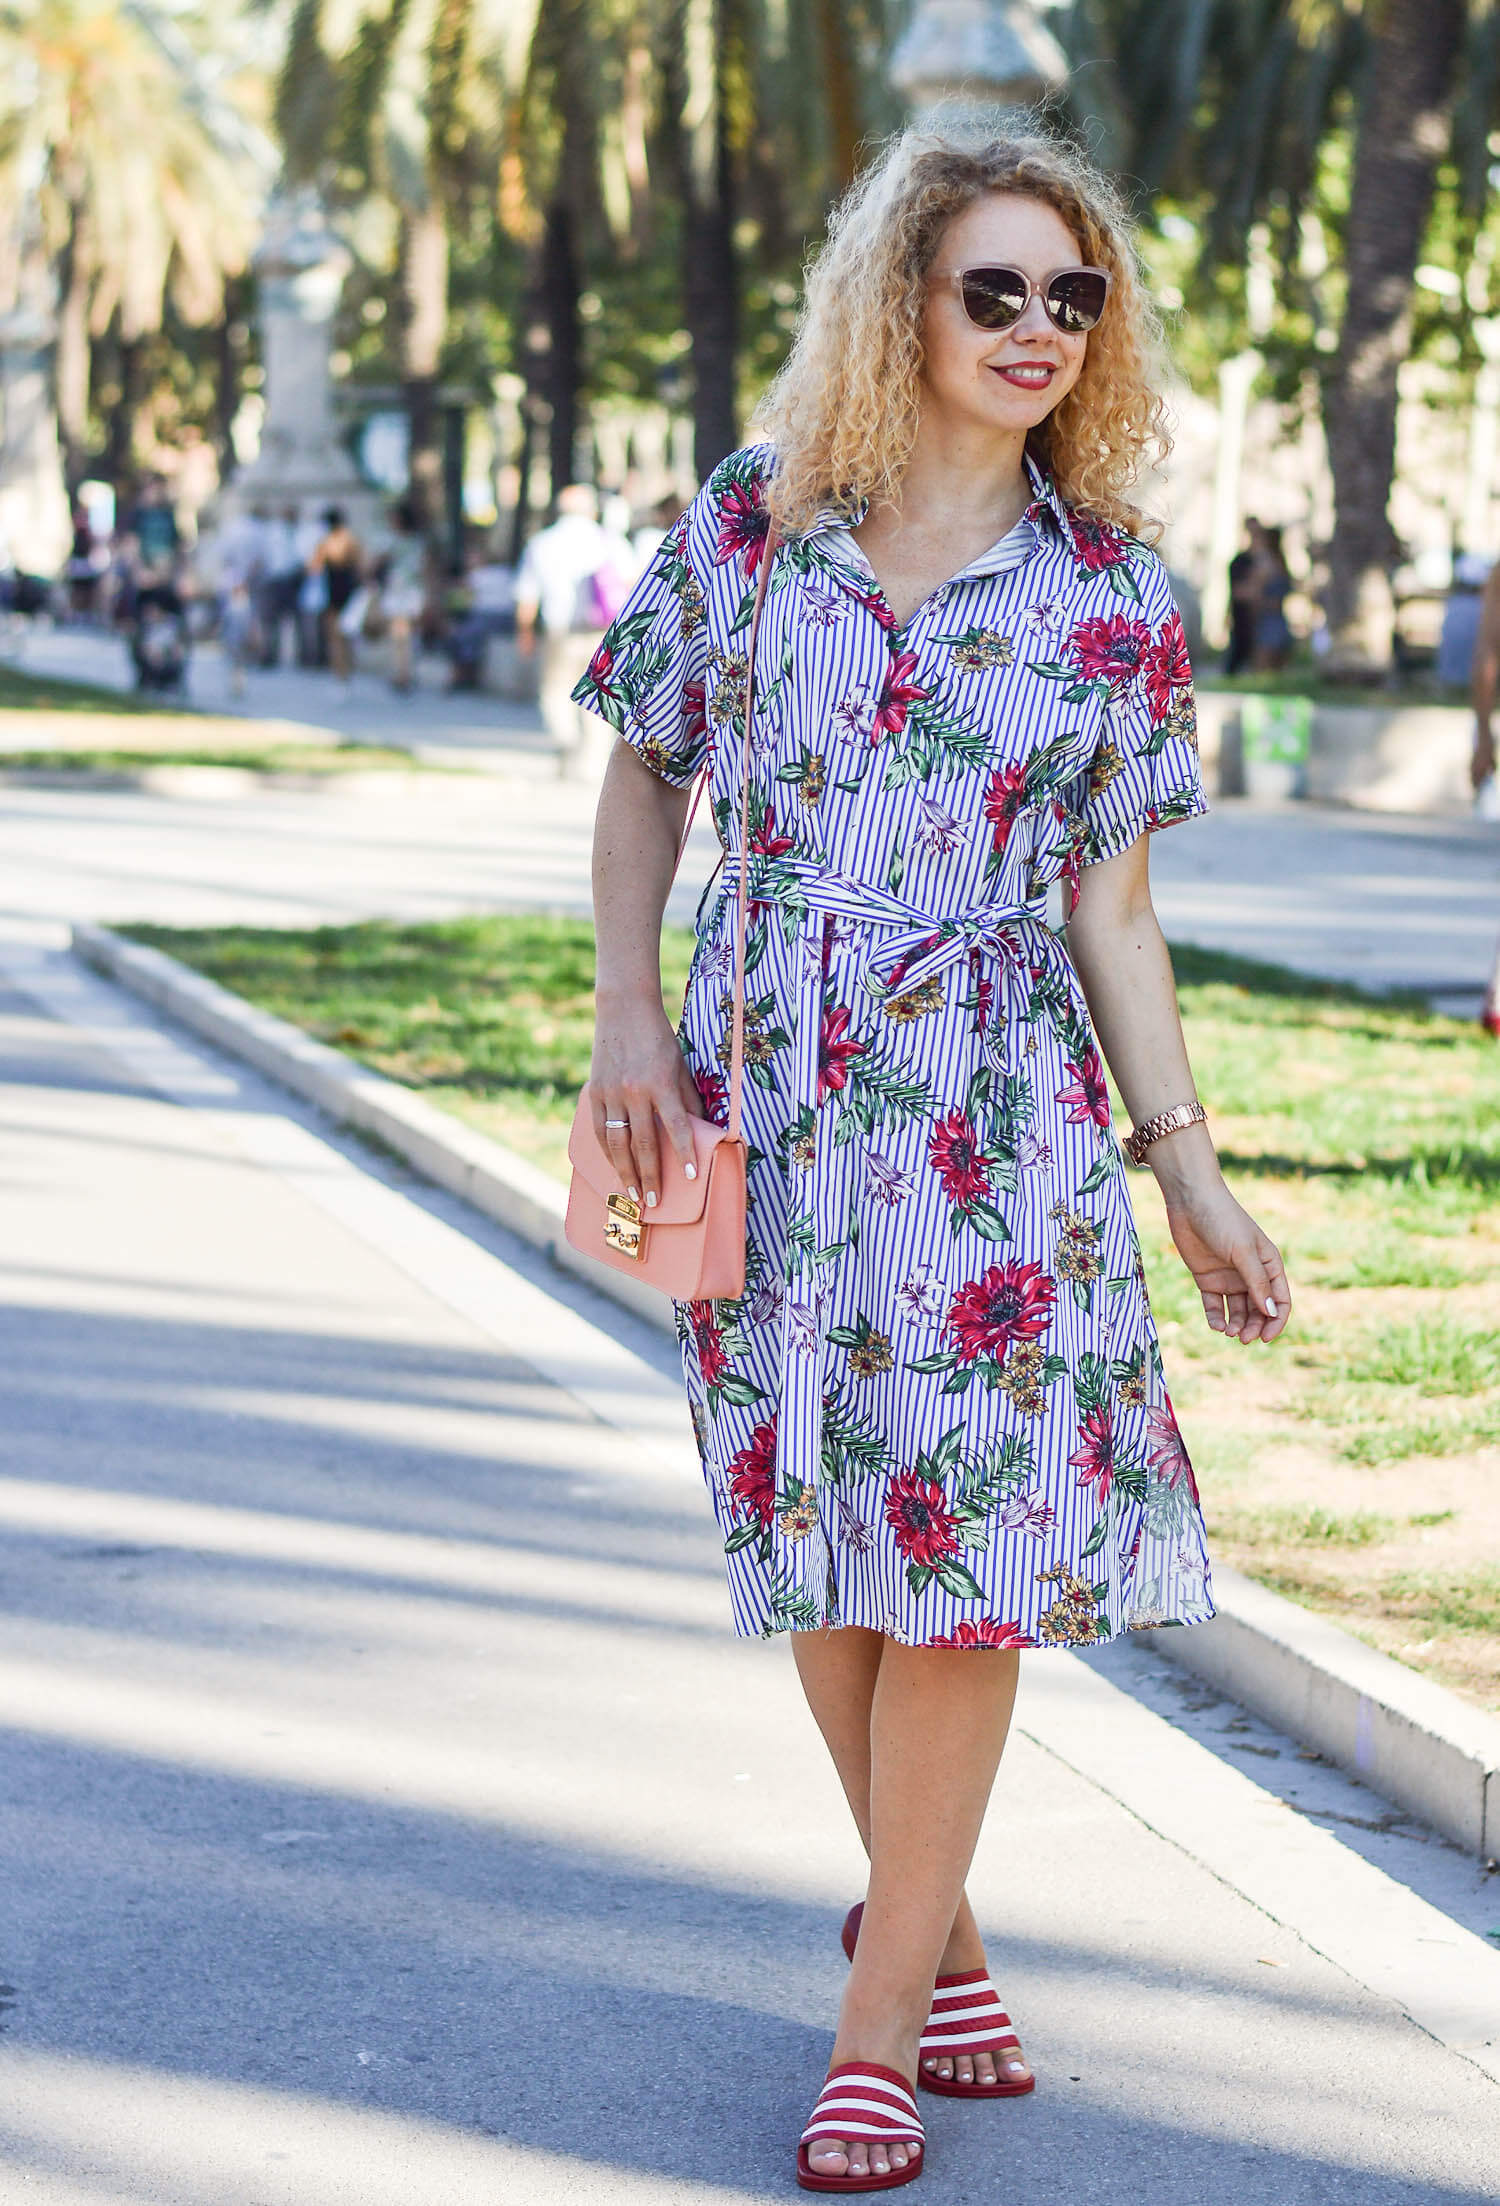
[[220, 192, 378, 534], [0, 244, 73, 579]]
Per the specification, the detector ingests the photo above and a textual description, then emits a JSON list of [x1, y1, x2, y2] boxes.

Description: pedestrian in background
[[576, 117, 1290, 2191], [257, 504, 305, 669], [514, 484, 634, 776], [1250, 524, 1293, 671], [1224, 519, 1264, 675], [445, 536, 516, 692], [380, 498, 428, 694], [308, 507, 363, 686], [1437, 551, 1489, 691]]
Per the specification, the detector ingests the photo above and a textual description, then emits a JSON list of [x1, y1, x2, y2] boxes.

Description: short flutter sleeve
[[1068, 552, 1209, 865], [569, 490, 715, 790]]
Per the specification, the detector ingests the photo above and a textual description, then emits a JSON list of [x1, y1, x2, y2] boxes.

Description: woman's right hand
[[589, 999, 708, 1209]]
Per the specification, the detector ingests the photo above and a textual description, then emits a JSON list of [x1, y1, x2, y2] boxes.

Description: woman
[[381, 497, 428, 693], [1250, 524, 1294, 671], [575, 121, 1290, 2193], [309, 507, 363, 684]]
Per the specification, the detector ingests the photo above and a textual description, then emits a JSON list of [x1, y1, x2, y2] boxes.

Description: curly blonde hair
[[754, 113, 1169, 541]]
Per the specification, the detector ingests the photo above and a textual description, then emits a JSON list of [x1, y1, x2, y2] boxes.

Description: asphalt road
[[1, 929, 1497, 2204]]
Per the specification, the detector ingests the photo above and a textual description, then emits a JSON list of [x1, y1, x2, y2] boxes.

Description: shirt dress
[[573, 443, 1215, 1650]]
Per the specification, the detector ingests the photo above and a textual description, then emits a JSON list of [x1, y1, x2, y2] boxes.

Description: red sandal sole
[[797, 2145, 924, 2192]]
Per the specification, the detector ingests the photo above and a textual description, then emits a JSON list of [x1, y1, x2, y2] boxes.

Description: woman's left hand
[[1162, 1180, 1291, 1345]]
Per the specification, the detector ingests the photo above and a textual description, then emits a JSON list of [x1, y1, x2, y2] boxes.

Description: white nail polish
[[645, 1190, 657, 1208], [1265, 1298, 1277, 1317], [627, 1185, 640, 1202], [684, 1160, 697, 1180]]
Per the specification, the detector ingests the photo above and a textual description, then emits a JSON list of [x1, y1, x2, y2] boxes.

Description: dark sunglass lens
[[960, 268, 1029, 330], [1046, 271, 1108, 332]]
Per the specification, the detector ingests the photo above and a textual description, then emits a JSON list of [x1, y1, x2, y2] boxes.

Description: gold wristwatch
[[1124, 1099, 1207, 1167]]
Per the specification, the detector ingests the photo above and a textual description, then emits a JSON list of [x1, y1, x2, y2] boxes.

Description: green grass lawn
[[3, 744, 437, 776], [123, 914, 1500, 1709], [0, 662, 446, 773], [1197, 668, 1468, 709]]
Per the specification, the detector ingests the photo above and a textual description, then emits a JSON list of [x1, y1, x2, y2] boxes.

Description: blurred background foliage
[[8, 1, 1500, 652]]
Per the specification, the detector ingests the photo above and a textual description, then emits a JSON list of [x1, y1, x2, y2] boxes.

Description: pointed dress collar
[[795, 452, 1086, 585]]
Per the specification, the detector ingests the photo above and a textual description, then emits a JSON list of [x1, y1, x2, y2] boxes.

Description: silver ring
[[603, 1117, 630, 1128]]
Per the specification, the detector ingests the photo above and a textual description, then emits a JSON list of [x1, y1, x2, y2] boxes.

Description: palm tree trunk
[[213, 274, 248, 487], [56, 200, 92, 492], [401, 202, 449, 525], [101, 327, 146, 500], [538, 195, 581, 498], [815, 0, 861, 189], [664, 0, 739, 481], [1322, 0, 1465, 669]]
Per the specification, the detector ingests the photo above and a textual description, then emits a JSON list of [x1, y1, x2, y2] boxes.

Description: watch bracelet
[[1124, 1099, 1207, 1167]]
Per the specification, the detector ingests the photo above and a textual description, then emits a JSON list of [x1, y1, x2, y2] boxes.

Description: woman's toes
[[934, 2055, 954, 2080], [810, 2140, 850, 2176], [847, 2144, 870, 2179], [955, 2054, 975, 2085], [972, 2052, 997, 2086], [1003, 2052, 1031, 2081]]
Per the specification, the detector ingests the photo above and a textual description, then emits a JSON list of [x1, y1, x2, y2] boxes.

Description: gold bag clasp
[[604, 1190, 644, 1258]]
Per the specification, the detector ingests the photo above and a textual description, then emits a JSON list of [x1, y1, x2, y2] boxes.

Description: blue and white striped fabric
[[574, 444, 1213, 1648]]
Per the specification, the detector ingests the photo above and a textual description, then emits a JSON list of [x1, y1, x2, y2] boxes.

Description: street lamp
[[889, 0, 1069, 123]]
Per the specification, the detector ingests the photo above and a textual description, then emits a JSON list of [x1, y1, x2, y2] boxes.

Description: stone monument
[[889, 0, 1069, 122], [220, 190, 378, 533], [0, 194, 73, 577]]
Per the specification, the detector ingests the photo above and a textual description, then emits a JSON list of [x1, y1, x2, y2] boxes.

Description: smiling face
[[919, 192, 1093, 440]]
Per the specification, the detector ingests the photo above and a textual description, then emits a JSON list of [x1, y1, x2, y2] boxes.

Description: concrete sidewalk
[[0, 926, 1496, 2203], [6, 620, 549, 761]]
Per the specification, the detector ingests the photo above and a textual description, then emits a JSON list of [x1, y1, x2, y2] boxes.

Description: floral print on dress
[[573, 442, 1212, 1647]]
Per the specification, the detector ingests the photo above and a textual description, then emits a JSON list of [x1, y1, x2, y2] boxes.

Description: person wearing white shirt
[[515, 484, 633, 777]]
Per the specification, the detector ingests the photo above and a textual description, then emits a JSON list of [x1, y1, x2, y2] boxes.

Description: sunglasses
[[936, 263, 1112, 336]]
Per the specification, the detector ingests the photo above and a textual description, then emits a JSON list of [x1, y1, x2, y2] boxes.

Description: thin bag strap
[[667, 520, 779, 1145], [727, 524, 779, 1142]]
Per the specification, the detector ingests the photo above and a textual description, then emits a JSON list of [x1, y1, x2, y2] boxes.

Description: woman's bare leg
[[792, 1626, 996, 1982], [390, 616, 413, 689], [791, 1632, 1023, 2182]]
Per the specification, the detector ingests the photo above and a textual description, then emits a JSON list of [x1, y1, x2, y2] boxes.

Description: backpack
[[580, 558, 633, 629]]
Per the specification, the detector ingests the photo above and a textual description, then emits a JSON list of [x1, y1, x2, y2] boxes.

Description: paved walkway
[[6, 621, 551, 760], [0, 924, 1497, 2203]]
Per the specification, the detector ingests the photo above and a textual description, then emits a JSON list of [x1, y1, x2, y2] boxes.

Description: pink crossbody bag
[[564, 521, 780, 1300]]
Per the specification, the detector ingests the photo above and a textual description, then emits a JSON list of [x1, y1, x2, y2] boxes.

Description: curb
[[71, 923, 675, 1340], [71, 921, 1500, 1858], [1149, 1567, 1500, 1860]]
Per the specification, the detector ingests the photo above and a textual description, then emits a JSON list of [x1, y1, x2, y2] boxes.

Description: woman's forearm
[[591, 742, 691, 1012], [1064, 858, 1221, 1201]]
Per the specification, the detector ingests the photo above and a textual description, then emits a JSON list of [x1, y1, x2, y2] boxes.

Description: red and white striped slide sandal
[[841, 1903, 1034, 2100], [797, 2062, 925, 2193]]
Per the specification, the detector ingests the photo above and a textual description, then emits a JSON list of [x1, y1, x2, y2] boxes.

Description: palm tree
[[0, 0, 266, 490], [657, 0, 743, 477], [509, 0, 604, 511], [1066, 0, 1490, 669], [1321, 0, 1467, 664], [275, 0, 501, 524]]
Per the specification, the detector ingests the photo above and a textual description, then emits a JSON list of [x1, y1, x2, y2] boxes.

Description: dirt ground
[[1135, 1175, 1500, 1713]]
